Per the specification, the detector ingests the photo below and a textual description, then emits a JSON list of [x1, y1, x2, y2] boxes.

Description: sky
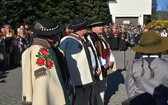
[[157, 0, 168, 11]]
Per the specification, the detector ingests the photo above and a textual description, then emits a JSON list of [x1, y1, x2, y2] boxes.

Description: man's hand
[[104, 61, 114, 70], [95, 68, 101, 75], [108, 61, 113, 68]]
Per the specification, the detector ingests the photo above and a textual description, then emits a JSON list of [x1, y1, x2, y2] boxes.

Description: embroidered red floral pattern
[[36, 58, 45, 66], [45, 60, 53, 69], [36, 47, 53, 69], [40, 48, 49, 55]]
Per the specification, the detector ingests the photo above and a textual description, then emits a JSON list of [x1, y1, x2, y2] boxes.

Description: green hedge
[[146, 20, 168, 29]]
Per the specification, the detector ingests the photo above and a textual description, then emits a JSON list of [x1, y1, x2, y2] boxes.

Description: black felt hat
[[31, 17, 64, 36], [88, 19, 105, 28], [68, 16, 88, 31]]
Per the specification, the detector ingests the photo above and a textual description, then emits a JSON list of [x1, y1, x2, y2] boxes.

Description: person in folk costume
[[125, 30, 168, 105], [134, 29, 161, 59], [87, 19, 116, 105], [21, 17, 70, 105], [59, 16, 102, 105], [102, 25, 113, 49], [118, 28, 128, 51], [110, 27, 119, 51]]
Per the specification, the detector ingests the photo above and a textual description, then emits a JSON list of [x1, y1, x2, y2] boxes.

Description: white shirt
[[160, 32, 168, 37], [82, 36, 97, 70]]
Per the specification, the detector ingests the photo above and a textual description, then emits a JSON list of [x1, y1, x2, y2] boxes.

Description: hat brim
[[88, 21, 105, 28], [132, 37, 168, 53], [31, 23, 64, 36], [69, 22, 88, 31]]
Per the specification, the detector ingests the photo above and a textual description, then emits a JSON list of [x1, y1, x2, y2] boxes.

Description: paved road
[[1, 50, 166, 105], [0, 49, 137, 105], [106, 49, 135, 105], [0, 67, 22, 105]]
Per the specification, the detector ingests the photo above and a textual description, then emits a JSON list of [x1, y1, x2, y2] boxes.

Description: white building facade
[[108, 0, 152, 27]]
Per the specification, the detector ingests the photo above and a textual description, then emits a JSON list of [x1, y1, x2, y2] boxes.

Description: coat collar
[[32, 38, 51, 48]]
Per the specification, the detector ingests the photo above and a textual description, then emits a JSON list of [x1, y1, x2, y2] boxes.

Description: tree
[[165, 2, 168, 11], [144, 0, 157, 24], [0, 0, 111, 28], [0, 0, 39, 28], [151, 0, 157, 20]]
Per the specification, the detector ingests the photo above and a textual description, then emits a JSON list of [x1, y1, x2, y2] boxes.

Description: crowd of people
[[0, 24, 32, 72], [0, 16, 168, 105], [0, 19, 168, 74]]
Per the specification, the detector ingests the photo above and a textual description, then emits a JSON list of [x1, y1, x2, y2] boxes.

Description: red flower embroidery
[[36, 58, 45, 66], [36, 47, 53, 69], [40, 48, 49, 55], [45, 60, 53, 69]]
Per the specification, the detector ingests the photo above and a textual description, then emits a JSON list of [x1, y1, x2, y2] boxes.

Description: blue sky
[[157, 0, 162, 10], [157, 0, 168, 11]]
